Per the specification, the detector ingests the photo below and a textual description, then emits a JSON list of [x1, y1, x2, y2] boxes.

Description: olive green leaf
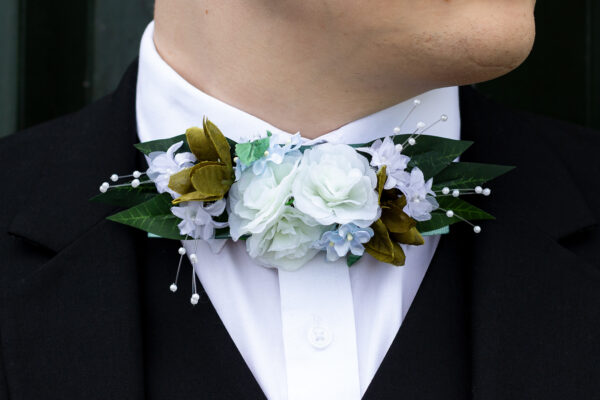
[[168, 167, 194, 195], [190, 162, 234, 198], [185, 126, 218, 162], [203, 117, 233, 168], [365, 219, 406, 266], [380, 195, 416, 234], [390, 227, 424, 246], [376, 166, 387, 200], [171, 161, 234, 204]]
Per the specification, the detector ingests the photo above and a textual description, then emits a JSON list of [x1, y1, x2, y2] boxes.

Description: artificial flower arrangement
[[94, 116, 512, 272]]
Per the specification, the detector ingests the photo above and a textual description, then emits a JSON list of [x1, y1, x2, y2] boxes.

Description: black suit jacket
[[0, 62, 598, 399]]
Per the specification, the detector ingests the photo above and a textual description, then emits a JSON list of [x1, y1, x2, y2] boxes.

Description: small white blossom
[[171, 199, 228, 240], [147, 141, 196, 197], [357, 137, 411, 189], [397, 168, 438, 221]]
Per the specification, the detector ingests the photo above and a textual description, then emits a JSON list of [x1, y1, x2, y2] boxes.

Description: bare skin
[[154, 0, 536, 138]]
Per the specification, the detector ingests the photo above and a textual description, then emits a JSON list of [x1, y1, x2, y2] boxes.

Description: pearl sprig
[[390, 101, 485, 234], [98, 170, 149, 193], [436, 186, 492, 197], [169, 237, 202, 306], [433, 185, 493, 234]]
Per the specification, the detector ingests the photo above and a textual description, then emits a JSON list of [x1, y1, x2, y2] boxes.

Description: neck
[[154, 2, 432, 139]]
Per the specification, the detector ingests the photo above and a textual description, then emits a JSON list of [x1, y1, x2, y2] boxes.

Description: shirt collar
[[136, 21, 460, 145]]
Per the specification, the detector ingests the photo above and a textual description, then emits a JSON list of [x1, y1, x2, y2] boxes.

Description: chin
[[360, 1, 537, 90], [412, 3, 537, 86]]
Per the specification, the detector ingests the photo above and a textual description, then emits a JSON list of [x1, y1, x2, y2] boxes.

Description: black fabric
[[0, 60, 598, 399], [141, 239, 265, 399]]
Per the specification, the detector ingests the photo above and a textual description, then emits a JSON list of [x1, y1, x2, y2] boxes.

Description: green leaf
[[90, 185, 158, 208], [107, 193, 185, 240], [432, 162, 515, 190], [400, 136, 473, 179], [352, 134, 473, 179], [214, 227, 231, 239], [347, 254, 362, 267], [415, 197, 494, 232], [235, 137, 270, 165], [134, 133, 189, 155], [202, 118, 233, 168]]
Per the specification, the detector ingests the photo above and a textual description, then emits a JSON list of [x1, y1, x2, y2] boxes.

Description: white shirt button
[[307, 325, 333, 349]]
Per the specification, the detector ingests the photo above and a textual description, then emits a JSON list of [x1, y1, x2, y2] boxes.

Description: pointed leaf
[[186, 126, 219, 162], [394, 135, 473, 179], [168, 167, 194, 195], [381, 195, 415, 233], [107, 193, 184, 240], [190, 162, 234, 197], [376, 165, 387, 200], [171, 190, 223, 204], [390, 241, 407, 266], [415, 197, 494, 232], [91, 185, 158, 208], [390, 227, 425, 246], [203, 118, 233, 168], [365, 219, 402, 264], [347, 254, 362, 267], [171, 161, 234, 204], [432, 162, 515, 190], [214, 227, 232, 240], [134, 134, 188, 155]]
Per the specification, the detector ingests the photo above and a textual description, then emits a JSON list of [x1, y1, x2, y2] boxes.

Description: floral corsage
[[94, 116, 512, 273]]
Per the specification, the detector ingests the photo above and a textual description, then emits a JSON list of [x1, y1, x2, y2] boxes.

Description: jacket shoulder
[[460, 86, 600, 268], [461, 86, 600, 216], [0, 93, 116, 170]]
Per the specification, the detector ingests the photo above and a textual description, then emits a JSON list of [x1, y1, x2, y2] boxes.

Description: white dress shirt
[[136, 22, 461, 400]]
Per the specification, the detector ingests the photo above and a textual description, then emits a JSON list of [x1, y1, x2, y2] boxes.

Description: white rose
[[292, 143, 379, 227], [228, 152, 301, 240], [246, 206, 329, 271]]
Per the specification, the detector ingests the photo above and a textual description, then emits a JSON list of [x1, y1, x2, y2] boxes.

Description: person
[[0, 1, 598, 399]]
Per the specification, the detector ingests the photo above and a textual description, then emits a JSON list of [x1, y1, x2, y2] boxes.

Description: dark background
[[0, 1, 598, 138]]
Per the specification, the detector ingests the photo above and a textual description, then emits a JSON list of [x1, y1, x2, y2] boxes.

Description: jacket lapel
[[363, 225, 473, 399], [364, 86, 599, 399], [3, 221, 146, 399], [3, 62, 147, 399]]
